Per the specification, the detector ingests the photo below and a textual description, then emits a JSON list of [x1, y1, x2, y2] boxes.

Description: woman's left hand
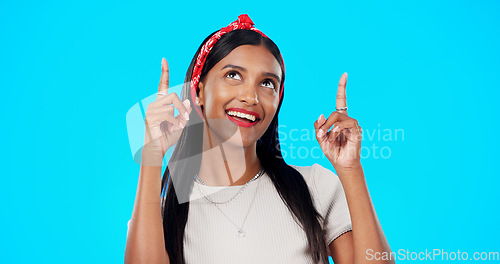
[[314, 73, 363, 171]]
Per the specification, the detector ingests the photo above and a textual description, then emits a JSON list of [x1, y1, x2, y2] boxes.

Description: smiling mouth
[[225, 109, 261, 127]]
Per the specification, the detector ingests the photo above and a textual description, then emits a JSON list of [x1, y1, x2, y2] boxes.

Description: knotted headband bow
[[190, 14, 285, 119]]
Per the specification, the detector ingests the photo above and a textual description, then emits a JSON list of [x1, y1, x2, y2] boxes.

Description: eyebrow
[[221, 64, 281, 83]]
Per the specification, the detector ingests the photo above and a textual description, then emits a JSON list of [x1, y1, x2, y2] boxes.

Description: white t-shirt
[[127, 163, 352, 264]]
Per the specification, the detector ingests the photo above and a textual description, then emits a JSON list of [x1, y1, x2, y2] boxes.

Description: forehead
[[215, 45, 281, 77]]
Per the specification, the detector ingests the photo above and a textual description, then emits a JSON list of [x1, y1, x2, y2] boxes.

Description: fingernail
[[317, 129, 324, 137], [332, 125, 340, 133], [183, 101, 191, 120], [316, 114, 321, 123]]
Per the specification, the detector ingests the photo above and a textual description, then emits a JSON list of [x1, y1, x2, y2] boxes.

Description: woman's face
[[198, 44, 282, 148]]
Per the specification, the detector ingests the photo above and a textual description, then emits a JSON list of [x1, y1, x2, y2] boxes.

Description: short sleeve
[[310, 163, 352, 245]]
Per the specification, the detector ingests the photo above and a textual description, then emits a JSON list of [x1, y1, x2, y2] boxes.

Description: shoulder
[[288, 163, 342, 192], [288, 163, 346, 212]]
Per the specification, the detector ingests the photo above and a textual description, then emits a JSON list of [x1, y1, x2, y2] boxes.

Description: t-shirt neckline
[[194, 171, 266, 189]]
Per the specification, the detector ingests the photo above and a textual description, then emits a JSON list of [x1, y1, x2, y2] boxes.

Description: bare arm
[[315, 73, 393, 263], [329, 231, 354, 264], [124, 58, 191, 264], [329, 165, 394, 264], [124, 164, 169, 264]]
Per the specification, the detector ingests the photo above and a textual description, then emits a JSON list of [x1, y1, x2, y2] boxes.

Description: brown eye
[[262, 79, 276, 89], [225, 71, 242, 80]]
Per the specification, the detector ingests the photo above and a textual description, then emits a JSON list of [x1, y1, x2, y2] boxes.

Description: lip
[[226, 108, 260, 119], [225, 107, 261, 128]]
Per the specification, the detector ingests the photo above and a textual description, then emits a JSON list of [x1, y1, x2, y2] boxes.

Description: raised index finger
[[157, 58, 169, 100], [336, 72, 348, 114]]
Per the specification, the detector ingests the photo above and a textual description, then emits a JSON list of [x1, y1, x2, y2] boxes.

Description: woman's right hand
[[141, 58, 192, 166]]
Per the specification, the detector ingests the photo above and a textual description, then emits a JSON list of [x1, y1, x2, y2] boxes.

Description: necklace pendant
[[237, 229, 246, 238]]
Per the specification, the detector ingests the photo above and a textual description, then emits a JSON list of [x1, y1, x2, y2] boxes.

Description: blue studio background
[[1, 0, 499, 263]]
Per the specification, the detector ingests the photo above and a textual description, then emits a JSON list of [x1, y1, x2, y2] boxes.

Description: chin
[[204, 112, 267, 149], [223, 129, 260, 149]]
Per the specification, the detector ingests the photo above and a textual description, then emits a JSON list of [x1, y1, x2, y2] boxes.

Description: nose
[[237, 83, 259, 105]]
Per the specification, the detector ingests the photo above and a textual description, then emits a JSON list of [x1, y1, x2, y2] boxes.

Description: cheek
[[262, 99, 279, 120], [265, 88, 280, 108], [274, 96, 280, 108], [205, 86, 234, 111], [268, 94, 280, 111]]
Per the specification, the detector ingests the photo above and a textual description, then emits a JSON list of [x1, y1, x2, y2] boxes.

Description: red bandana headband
[[190, 14, 284, 119]]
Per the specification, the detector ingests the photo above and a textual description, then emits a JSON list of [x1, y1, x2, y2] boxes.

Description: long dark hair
[[160, 29, 329, 264]]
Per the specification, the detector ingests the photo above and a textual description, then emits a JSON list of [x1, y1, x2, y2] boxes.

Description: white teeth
[[227, 111, 256, 122]]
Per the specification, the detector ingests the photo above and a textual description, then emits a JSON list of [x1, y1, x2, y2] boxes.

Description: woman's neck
[[197, 126, 262, 187]]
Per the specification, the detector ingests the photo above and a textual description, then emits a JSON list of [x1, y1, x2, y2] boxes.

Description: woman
[[125, 14, 394, 264]]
